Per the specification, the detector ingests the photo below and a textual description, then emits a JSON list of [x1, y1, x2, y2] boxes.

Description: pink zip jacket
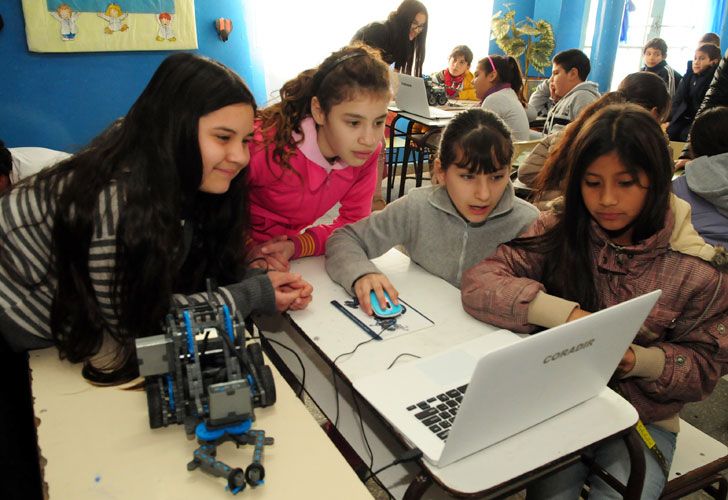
[[247, 117, 380, 258]]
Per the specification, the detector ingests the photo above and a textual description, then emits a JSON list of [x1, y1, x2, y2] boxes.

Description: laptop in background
[[394, 73, 455, 120], [354, 290, 661, 467]]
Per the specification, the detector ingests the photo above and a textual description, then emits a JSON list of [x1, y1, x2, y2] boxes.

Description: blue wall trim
[[589, 0, 626, 92]]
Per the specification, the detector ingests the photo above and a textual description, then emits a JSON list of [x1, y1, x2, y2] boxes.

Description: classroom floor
[[307, 173, 728, 499]]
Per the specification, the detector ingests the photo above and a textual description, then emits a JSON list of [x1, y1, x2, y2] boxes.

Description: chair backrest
[[512, 139, 542, 168], [660, 419, 728, 500], [669, 141, 689, 161]]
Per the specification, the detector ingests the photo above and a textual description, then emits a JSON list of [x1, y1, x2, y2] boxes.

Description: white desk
[[30, 347, 373, 499], [258, 250, 639, 498]]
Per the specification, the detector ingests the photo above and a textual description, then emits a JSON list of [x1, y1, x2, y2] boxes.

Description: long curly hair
[[25, 53, 256, 382], [256, 44, 391, 173]]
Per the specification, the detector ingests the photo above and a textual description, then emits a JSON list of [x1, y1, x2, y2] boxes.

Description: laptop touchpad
[[416, 350, 477, 387]]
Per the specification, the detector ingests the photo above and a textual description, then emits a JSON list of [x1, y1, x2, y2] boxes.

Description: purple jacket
[[461, 210, 728, 428]]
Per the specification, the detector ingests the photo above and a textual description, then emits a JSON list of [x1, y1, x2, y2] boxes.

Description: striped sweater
[[0, 179, 276, 355]]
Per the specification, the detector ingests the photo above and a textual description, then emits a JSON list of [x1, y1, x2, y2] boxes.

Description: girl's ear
[[488, 71, 498, 83], [311, 96, 326, 126], [434, 158, 446, 184]]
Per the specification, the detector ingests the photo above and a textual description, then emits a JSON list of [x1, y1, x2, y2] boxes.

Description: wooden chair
[[512, 139, 542, 168], [669, 141, 689, 161], [586, 420, 728, 499], [660, 420, 728, 500]]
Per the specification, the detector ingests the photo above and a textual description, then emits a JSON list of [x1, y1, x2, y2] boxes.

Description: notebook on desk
[[354, 290, 661, 467], [394, 73, 455, 120]]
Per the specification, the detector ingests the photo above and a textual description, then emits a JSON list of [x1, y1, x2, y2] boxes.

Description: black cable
[[363, 448, 424, 482], [331, 327, 388, 427], [260, 335, 307, 400], [386, 352, 421, 370]]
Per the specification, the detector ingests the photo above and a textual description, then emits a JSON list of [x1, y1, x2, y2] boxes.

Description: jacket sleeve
[[526, 79, 552, 121], [458, 72, 478, 101], [696, 54, 728, 117], [517, 132, 560, 188], [297, 143, 380, 257], [621, 271, 728, 410], [325, 195, 412, 292], [567, 90, 598, 120], [87, 188, 276, 370], [460, 214, 578, 332]]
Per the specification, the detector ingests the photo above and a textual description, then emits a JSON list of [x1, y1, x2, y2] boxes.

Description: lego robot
[[135, 290, 275, 494], [423, 75, 449, 106]]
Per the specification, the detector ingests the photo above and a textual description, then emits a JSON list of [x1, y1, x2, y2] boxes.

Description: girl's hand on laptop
[[354, 273, 399, 316], [616, 346, 636, 377]]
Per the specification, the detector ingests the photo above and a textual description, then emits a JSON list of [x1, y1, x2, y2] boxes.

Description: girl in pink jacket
[[246, 45, 392, 271], [461, 104, 728, 499]]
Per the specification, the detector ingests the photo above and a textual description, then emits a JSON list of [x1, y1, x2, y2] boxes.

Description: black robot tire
[[245, 462, 266, 485], [247, 342, 265, 369], [437, 94, 448, 106], [145, 378, 164, 429], [227, 468, 246, 490], [428, 95, 437, 106], [259, 365, 277, 407]]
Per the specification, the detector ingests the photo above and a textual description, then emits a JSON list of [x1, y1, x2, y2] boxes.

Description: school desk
[[255, 249, 643, 499], [30, 347, 373, 499]]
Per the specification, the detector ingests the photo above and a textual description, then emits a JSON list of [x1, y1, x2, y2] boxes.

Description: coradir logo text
[[543, 339, 595, 364]]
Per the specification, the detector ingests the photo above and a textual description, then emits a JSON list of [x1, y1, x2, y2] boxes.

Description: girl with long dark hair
[[0, 52, 312, 380], [352, 0, 428, 76], [462, 104, 728, 499]]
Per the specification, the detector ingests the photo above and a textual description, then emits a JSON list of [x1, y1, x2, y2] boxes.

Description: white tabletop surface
[[30, 347, 373, 499], [288, 250, 639, 495]]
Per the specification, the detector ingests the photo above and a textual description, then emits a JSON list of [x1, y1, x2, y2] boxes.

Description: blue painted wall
[[0, 0, 265, 152]]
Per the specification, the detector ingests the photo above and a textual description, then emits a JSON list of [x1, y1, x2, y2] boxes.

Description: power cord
[[386, 352, 421, 369], [363, 448, 424, 482], [259, 334, 307, 400]]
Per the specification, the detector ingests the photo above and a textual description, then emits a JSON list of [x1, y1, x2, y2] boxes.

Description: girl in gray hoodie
[[325, 108, 538, 316]]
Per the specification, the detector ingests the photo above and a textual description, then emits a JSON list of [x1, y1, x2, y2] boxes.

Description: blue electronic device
[[370, 290, 404, 319]]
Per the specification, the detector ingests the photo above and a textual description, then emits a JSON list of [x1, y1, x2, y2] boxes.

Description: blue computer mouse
[[369, 290, 403, 319]]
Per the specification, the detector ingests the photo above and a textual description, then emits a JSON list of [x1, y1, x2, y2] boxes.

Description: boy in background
[[642, 37, 682, 98], [431, 45, 477, 101], [528, 49, 600, 134]]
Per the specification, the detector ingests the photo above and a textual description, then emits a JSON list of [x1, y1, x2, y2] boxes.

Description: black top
[[353, 20, 411, 71]]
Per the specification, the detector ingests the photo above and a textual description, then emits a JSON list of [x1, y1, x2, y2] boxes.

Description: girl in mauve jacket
[[461, 104, 728, 500]]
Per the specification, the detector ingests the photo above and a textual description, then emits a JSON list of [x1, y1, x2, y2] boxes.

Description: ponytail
[[506, 56, 527, 107], [479, 55, 527, 107]]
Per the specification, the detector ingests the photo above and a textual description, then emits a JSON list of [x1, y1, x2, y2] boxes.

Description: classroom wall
[[0, 1, 265, 152]]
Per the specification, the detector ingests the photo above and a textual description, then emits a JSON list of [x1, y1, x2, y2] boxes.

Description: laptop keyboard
[[406, 384, 468, 440]]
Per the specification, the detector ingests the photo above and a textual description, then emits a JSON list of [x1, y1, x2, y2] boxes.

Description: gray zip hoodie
[[325, 184, 538, 291], [543, 81, 601, 134]]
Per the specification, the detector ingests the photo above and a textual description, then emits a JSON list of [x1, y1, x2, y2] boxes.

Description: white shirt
[[9, 147, 71, 184]]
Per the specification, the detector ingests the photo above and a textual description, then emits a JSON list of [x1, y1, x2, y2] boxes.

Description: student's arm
[[297, 144, 380, 257], [517, 132, 560, 188], [326, 194, 413, 293], [460, 214, 579, 333], [618, 271, 728, 408], [526, 79, 551, 121]]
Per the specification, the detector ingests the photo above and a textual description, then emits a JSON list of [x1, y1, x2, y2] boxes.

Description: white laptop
[[354, 290, 661, 467], [394, 73, 455, 120]]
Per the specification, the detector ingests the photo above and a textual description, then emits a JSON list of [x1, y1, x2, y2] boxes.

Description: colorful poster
[[22, 0, 197, 52]]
